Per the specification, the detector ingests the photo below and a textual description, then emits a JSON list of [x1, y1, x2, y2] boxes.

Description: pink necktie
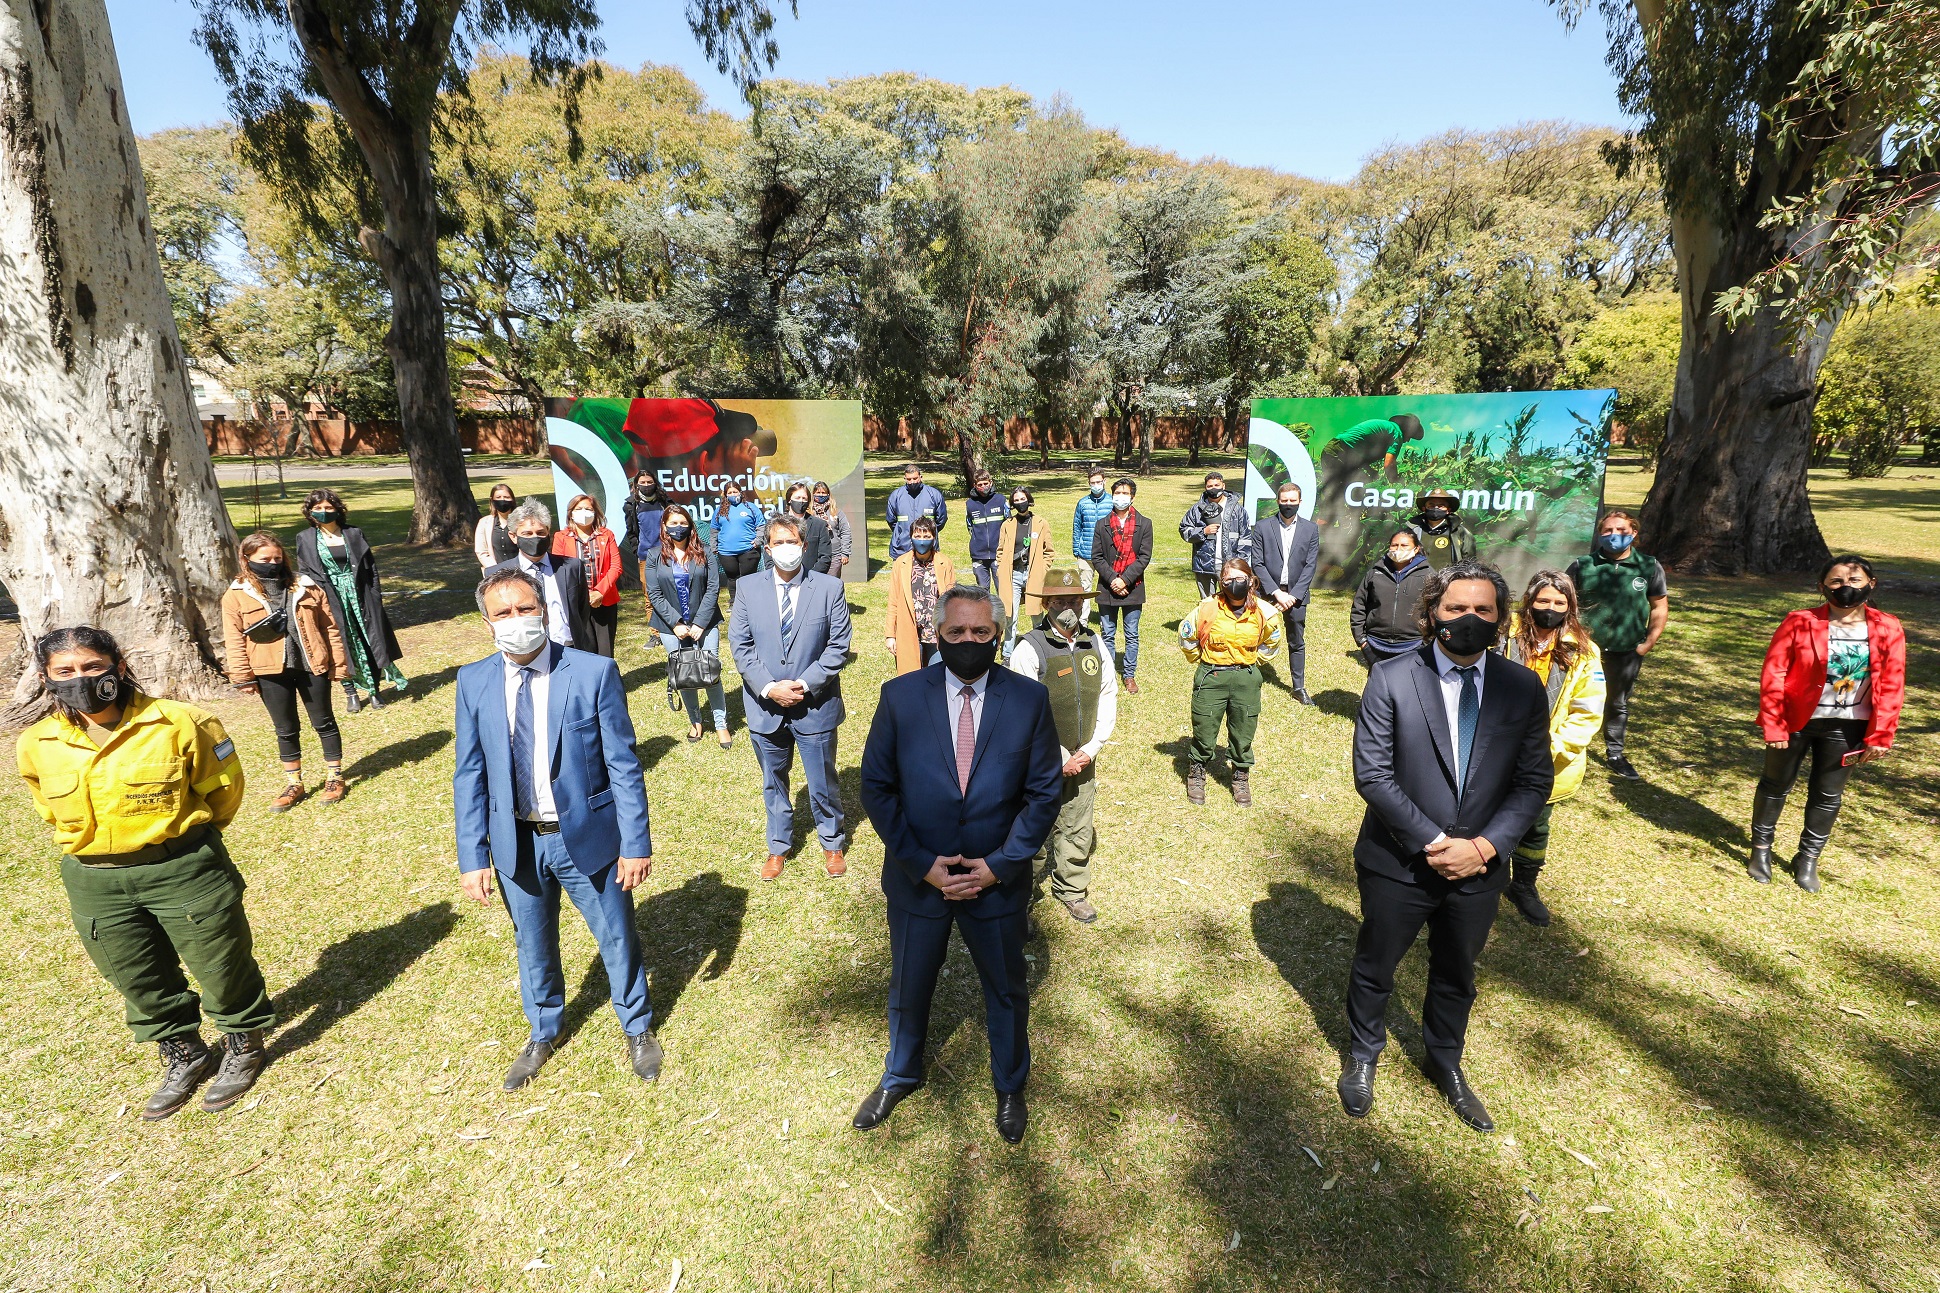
[[955, 684, 977, 794]]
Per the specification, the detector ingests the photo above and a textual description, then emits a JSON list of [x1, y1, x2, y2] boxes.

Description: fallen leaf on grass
[[240, 1095, 264, 1113], [615, 1151, 635, 1169], [1562, 1147, 1599, 1170], [1836, 1006, 1870, 1018], [522, 1258, 552, 1271], [310, 1069, 337, 1092], [1501, 1136, 1518, 1147], [229, 1155, 270, 1180], [478, 1040, 503, 1049], [1301, 1145, 1322, 1168], [1225, 1229, 1240, 1251], [458, 1130, 493, 1142], [114, 1104, 127, 1119], [98, 1170, 125, 1188], [1320, 1175, 1339, 1191], [665, 1259, 683, 1293], [1576, 948, 1590, 958], [779, 1118, 789, 1140], [1173, 877, 1192, 888], [689, 1108, 719, 1126], [510, 1105, 547, 1118], [1585, 1205, 1615, 1214], [1515, 1209, 1534, 1228], [871, 1185, 905, 1217]]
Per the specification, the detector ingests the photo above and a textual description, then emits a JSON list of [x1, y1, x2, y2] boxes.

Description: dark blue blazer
[[1352, 644, 1553, 892], [860, 664, 1064, 918], [452, 643, 653, 877], [727, 569, 852, 736], [1250, 514, 1321, 620]]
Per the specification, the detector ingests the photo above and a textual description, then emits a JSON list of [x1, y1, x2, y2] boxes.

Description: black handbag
[[243, 604, 290, 643], [666, 642, 721, 692]]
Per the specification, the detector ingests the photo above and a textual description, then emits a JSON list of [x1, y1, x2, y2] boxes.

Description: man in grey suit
[[1338, 560, 1552, 1133], [728, 514, 854, 882], [1250, 481, 1322, 705]]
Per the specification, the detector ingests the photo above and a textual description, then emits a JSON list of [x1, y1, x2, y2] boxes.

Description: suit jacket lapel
[[967, 669, 1008, 784], [1410, 647, 1458, 790], [1465, 654, 1508, 792], [479, 659, 512, 798], [926, 669, 962, 798], [545, 642, 569, 770]]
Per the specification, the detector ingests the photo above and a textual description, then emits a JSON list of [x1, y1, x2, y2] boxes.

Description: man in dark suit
[[855, 584, 1064, 1143], [1339, 560, 1552, 1132], [728, 515, 854, 881], [488, 498, 596, 652], [1251, 481, 1322, 705], [453, 567, 659, 1090]]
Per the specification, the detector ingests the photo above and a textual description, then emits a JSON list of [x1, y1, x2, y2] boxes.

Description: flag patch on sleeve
[[214, 738, 236, 762]]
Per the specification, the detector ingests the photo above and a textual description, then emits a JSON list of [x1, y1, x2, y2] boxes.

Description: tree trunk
[[908, 414, 930, 461], [1187, 414, 1203, 468], [1641, 212, 1835, 575], [0, 0, 234, 702], [1137, 408, 1155, 476], [955, 424, 984, 488], [1037, 416, 1051, 470]]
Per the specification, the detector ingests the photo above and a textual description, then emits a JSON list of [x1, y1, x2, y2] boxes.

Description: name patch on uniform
[[214, 738, 236, 762], [1055, 666, 1073, 679]]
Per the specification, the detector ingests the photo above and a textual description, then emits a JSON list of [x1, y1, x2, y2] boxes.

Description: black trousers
[[1755, 717, 1867, 839], [1277, 608, 1307, 691], [718, 549, 761, 603], [882, 903, 1030, 1095], [1601, 649, 1645, 755], [254, 667, 341, 764], [588, 602, 619, 657], [1347, 869, 1501, 1069]]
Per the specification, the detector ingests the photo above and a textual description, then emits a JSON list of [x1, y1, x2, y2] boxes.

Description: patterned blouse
[[911, 561, 940, 643]]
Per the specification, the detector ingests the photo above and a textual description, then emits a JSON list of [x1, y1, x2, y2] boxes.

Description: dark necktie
[[512, 665, 537, 818], [955, 685, 977, 794], [1455, 664, 1479, 796], [779, 582, 796, 649]]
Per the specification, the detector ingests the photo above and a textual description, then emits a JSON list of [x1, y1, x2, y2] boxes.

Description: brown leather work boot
[[319, 778, 347, 805], [1231, 768, 1252, 807], [761, 853, 786, 881], [824, 850, 847, 878], [201, 1029, 268, 1112], [1186, 763, 1207, 806], [271, 782, 305, 812]]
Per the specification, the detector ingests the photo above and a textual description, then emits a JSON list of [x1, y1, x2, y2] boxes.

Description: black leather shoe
[[201, 1029, 267, 1111], [852, 1083, 919, 1130], [502, 1039, 555, 1091], [1607, 753, 1641, 780], [143, 1034, 219, 1120], [1507, 880, 1552, 927], [1426, 1065, 1495, 1132], [1337, 1060, 1375, 1118], [1294, 688, 1316, 706], [628, 1031, 663, 1082], [995, 1092, 1028, 1143]]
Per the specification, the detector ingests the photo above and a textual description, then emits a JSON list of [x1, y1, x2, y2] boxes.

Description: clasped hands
[[763, 678, 808, 706], [1424, 835, 1493, 880], [925, 854, 998, 901]]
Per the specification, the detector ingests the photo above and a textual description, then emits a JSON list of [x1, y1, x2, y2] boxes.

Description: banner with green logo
[[1244, 391, 1615, 593]]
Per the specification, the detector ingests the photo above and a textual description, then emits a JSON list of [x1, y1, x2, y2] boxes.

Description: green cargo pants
[[1189, 664, 1263, 769], [60, 834, 276, 1044], [1032, 762, 1098, 902]]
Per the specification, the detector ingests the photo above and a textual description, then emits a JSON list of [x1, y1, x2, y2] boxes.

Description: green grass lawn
[[1, 453, 1935, 1292]]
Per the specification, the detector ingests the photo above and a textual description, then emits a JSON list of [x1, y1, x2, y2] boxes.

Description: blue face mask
[[913, 537, 936, 554], [1112, 494, 1133, 512], [1090, 483, 1105, 498], [1596, 532, 1635, 555]]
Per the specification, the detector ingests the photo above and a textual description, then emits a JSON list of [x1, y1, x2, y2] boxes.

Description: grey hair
[[939, 582, 999, 623], [508, 496, 552, 532], [476, 567, 547, 617]]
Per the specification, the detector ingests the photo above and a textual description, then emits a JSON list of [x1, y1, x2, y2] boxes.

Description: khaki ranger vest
[[1019, 625, 1105, 752]]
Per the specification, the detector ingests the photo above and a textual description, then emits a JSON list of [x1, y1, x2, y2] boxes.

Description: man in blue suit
[[728, 514, 855, 882], [855, 584, 1064, 1143], [1339, 561, 1552, 1133], [453, 567, 660, 1090]]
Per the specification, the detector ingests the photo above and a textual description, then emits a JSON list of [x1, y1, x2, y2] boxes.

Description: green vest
[[1020, 626, 1104, 752], [1571, 551, 1664, 652]]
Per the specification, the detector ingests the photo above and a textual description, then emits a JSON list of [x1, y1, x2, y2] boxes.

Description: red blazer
[[1759, 605, 1905, 747], [551, 527, 622, 608]]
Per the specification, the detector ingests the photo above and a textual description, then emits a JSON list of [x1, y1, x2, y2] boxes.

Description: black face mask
[[905, 482, 924, 496], [1828, 584, 1870, 608], [1420, 506, 1450, 523], [491, 497, 514, 513], [1278, 502, 1299, 519], [1435, 612, 1497, 656], [1012, 501, 1031, 516], [1204, 488, 1224, 502], [516, 534, 548, 559], [1222, 579, 1251, 602], [973, 486, 991, 499], [665, 525, 691, 543], [1530, 607, 1567, 631], [247, 560, 287, 582], [48, 670, 123, 714], [937, 636, 999, 681], [788, 499, 809, 515]]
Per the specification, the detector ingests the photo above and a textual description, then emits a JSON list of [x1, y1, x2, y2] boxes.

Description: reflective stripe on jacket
[[16, 693, 245, 856]]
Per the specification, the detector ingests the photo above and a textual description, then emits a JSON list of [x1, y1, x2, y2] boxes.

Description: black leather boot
[[143, 1034, 218, 1120], [1791, 801, 1839, 894], [201, 1029, 268, 1111], [1746, 790, 1786, 884]]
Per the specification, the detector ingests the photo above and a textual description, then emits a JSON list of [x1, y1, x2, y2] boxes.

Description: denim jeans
[[659, 628, 727, 729], [1098, 604, 1141, 679]]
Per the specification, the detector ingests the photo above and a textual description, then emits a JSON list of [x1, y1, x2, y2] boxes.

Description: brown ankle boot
[[1231, 768, 1252, 806], [271, 782, 305, 812], [1186, 763, 1207, 805], [320, 777, 347, 804], [201, 1030, 268, 1111]]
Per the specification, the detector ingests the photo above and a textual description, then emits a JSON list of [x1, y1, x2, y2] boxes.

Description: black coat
[[296, 526, 403, 670], [1352, 645, 1553, 892], [1249, 515, 1321, 620], [1089, 512, 1152, 607], [1350, 555, 1433, 646], [643, 536, 723, 636], [755, 512, 834, 576], [486, 554, 597, 652]]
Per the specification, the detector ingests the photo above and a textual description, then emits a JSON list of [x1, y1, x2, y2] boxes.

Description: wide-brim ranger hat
[[1027, 561, 1091, 598], [1417, 487, 1460, 510]]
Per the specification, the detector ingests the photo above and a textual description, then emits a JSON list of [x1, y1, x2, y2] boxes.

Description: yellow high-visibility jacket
[[1178, 595, 1283, 667], [17, 693, 245, 856], [1502, 616, 1606, 803]]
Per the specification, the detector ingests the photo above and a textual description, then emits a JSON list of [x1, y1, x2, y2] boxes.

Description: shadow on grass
[[555, 871, 748, 1047], [269, 902, 459, 1061], [341, 728, 452, 783], [1312, 687, 1362, 720]]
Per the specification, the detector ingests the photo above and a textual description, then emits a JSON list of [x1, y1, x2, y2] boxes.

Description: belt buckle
[[532, 820, 561, 836]]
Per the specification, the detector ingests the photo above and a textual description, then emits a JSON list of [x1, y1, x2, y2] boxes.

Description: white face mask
[[769, 543, 804, 572], [491, 614, 548, 657], [570, 509, 595, 527]]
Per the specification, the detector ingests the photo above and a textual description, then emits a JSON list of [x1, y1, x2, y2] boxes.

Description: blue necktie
[[1455, 664, 1479, 796], [512, 665, 536, 819], [779, 584, 796, 649]]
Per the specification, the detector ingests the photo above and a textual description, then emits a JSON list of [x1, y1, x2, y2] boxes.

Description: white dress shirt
[[1274, 517, 1300, 589], [502, 645, 557, 822], [519, 554, 572, 646], [1431, 641, 1487, 750], [761, 567, 807, 702], [945, 667, 990, 743], [1007, 630, 1117, 761]]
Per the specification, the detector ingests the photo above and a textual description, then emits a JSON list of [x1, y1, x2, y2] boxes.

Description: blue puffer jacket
[[1071, 490, 1114, 561]]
